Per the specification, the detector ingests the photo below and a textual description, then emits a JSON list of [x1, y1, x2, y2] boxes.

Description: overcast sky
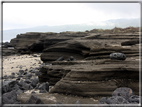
[[3, 2, 140, 30]]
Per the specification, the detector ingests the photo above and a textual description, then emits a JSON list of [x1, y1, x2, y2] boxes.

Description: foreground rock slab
[[39, 58, 139, 97]]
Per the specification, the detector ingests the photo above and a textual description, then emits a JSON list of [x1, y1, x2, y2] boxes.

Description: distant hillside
[[3, 18, 140, 42]]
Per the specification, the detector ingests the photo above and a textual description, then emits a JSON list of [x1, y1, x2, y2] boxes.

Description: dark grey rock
[[8, 75, 15, 79], [11, 72, 15, 75], [29, 69, 33, 72], [112, 87, 133, 100], [56, 56, 64, 61], [18, 75, 23, 78], [25, 68, 28, 71], [31, 91, 36, 94], [110, 53, 126, 60], [16, 77, 20, 81], [35, 71, 41, 76], [2, 90, 18, 104], [25, 73, 32, 79], [32, 54, 37, 57], [128, 95, 140, 103], [19, 70, 24, 75], [34, 83, 40, 90], [67, 56, 76, 61], [2, 80, 18, 93], [31, 70, 36, 73], [19, 79, 33, 90], [16, 89, 23, 95], [38, 82, 49, 91], [23, 71, 27, 75], [99, 97, 108, 104], [39, 90, 47, 93], [30, 77, 39, 88], [26, 95, 44, 104], [2, 75, 8, 79], [24, 79, 31, 84], [75, 100, 81, 104], [106, 96, 129, 104], [16, 72, 20, 75]]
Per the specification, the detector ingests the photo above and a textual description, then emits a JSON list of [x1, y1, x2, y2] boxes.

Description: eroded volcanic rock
[[5, 27, 140, 98], [38, 31, 139, 97], [39, 58, 139, 97], [9, 31, 88, 54]]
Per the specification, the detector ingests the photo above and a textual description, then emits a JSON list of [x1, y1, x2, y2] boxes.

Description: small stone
[[99, 97, 108, 104], [128, 95, 140, 103], [11, 72, 15, 75], [32, 54, 37, 57], [24, 79, 31, 84], [67, 56, 76, 61], [23, 71, 27, 75], [39, 90, 47, 93], [56, 56, 64, 61], [75, 100, 81, 104], [31, 91, 36, 94], [106, 96, 129, 104], [25, 69, 28, 71], [19, 70, 24, 75], [16, 77, 21, 81], [35, 71, 41, 76], [34, 83, 40, 90], [25, 73, 32, 79]]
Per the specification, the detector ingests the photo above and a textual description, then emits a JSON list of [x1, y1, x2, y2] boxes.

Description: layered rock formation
[[38, 29, 140, 97], [39, 58, 139, 97], [5, 27, 140, 97]]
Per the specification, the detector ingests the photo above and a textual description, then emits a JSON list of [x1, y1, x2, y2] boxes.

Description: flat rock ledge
[[39, 58, 139, 97]]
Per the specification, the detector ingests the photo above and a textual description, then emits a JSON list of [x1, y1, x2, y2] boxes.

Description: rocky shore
[[1, 27, 141, 106]]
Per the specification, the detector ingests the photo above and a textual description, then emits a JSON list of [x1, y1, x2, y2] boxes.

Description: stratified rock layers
[[39, 59, 139, 97], [8, 28, 140, 97], [38, 32, 140, 97]]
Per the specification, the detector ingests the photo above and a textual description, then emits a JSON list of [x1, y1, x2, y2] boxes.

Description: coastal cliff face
[[6, 27, 140, 97]]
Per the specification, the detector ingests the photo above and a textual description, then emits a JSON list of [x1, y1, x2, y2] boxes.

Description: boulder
[[30, 77, 39, 88], [26, 95, 44, 104], [19, 79, 33, 90], [2, 80, 18, 93], [112, 87, 133, 100], [2, 90, 19, 104], [38, 82, 49, 92]]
